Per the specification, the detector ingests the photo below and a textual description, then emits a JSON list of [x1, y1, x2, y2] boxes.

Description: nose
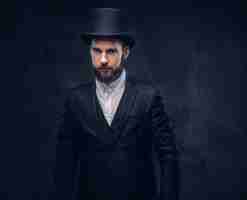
[[100, 53, 108, 65]]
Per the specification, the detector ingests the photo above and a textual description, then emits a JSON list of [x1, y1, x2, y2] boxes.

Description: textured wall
[[11, 2, 247, 200]]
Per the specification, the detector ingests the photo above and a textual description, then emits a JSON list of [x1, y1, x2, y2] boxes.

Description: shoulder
[[71, 80, 93, 93], [62, 80, 94, 103], [130, 75, 160, 98], [128, 75, 163, 115]]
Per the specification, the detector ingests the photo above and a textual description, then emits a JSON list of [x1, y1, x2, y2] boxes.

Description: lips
[[99, 67, 111, 70], [98, 68, 112, 72]]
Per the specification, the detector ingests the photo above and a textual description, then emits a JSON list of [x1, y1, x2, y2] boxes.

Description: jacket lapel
[[76, 72, 138, 145], [110, 73, 137, 134]]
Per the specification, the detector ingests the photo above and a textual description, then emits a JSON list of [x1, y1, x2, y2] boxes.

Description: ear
[[123, 46, 130, 59], [89, 39, 95, 56]]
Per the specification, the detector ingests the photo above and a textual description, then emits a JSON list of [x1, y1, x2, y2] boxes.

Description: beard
[[94, 64, 125, 84]]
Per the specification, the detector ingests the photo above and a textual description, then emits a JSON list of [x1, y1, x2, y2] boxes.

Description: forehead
[[91, 38, 123, 49]]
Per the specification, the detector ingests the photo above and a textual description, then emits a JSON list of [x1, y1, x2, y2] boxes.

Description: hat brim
[[80, 33, 135, 49]]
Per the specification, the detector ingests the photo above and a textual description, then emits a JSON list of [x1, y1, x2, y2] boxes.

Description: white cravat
[[95, 69, 126, 126]]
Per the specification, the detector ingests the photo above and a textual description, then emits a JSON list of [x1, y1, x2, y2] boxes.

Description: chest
[[96, 83, 125, 125], [71, 87, 153, 152]]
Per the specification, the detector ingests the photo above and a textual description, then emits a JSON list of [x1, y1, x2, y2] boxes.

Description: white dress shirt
[[95, 69, 126, 126]]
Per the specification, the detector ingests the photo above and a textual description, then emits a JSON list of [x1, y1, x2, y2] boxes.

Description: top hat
[[80, 8, 135, 48]]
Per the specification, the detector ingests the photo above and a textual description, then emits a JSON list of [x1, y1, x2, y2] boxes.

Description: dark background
[[3, 1, 247, 199]]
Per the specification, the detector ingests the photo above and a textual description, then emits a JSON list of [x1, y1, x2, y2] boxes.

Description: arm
[[50, 96, 80, 200], [150, 88, 179, 200]]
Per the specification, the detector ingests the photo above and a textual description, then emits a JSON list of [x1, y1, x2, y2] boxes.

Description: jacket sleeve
[[150, 88, 179, 200], [50, 95, 81, 200]]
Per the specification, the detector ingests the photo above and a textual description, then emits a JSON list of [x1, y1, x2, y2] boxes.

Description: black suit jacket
[[51, 73, 178, 200]]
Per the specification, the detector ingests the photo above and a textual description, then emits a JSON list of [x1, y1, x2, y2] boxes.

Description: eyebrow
[[91, 47, 118, 53], [91, 47, 102, 52], [106, 48, 118, 53]]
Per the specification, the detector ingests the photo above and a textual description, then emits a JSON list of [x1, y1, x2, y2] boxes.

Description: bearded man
[[52, 8, 178, 200]]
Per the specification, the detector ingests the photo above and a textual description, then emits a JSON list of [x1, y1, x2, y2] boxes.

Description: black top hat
[[80, 8, 135, 48]]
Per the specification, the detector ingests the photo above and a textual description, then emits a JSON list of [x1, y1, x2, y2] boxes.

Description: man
[[52, 8, 178, 200]]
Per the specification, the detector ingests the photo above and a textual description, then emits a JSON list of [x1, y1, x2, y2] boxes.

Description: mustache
[[97, 67, 113, 70]]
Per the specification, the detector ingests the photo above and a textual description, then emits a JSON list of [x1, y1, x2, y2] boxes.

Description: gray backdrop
[[5, 1, 246, 200]]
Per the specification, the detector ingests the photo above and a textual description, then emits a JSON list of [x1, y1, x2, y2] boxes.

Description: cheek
[[91, 55, 99, 66], [111, 55, 122, 66]]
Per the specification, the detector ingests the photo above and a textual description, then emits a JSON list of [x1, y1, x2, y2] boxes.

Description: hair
[[90, 37, 130, 49]]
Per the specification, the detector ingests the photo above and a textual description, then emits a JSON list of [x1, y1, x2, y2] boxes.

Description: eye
[[107, 49, 117, 54], [92, 48, 101, 54]]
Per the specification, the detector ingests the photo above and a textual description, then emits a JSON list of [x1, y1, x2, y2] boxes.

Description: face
[[90, 38, 129, 84]]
